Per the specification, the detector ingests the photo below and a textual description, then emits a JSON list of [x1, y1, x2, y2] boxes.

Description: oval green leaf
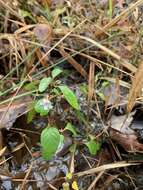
[[52, 67, 62, 78], [34, 99, 53, 116], [41, 127, 61, 160], [58, 85, 80, 110], [24, 81, 39, 91], [39, 77, 52, 92], [64, 122, 77, 137], [85, 140, 100, 155]]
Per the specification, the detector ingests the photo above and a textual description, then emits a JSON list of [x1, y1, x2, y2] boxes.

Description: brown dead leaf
[[0, 96, 32, 129], [109, 112, 135, 134], [110, 128, 143, 152], [127, 61, 143, 113], [117, 44, 133, 59], [34, 23, 53, 44], [102, 81, 128, 107], [34, 23, 53, 68]]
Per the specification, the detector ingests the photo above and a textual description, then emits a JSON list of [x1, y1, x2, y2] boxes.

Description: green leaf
[[24, 81, 39, 91], [85, 140, 100, 155], [64, 123, 77, 137], [40, 7, 52, 21], [52, 88, 61, 96], [39, 77, 52, 92], [19, 9, 36, 23], [41, 127, 61, 160], [53, 7, 66, 16], [75, 111, 88, 126], [108, 0, 113, 19], [97, 92, 105, 101], [27, 102, 36, 123], [27, 109, 36, 123], [102, 81, 109, 88], [52, 67, 62, 79], [58, 85, 80, 110], [69, 144, 76, 153], [79, 83, 88, 95], [34, 98, 53, 116]]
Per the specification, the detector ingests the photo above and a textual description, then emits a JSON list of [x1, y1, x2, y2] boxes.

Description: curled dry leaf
[[109, 111, 143, 152], [56, 136, 72, 157], [103, 82, 121, 106], [127, 61, 143, 113], [0, 96, 32, 129], [34, 23, 53, 67], [33, 23, 53, 48], [110, 128, 143, 152], [117, 44, 133, 59], [109, 112, 135, 134]]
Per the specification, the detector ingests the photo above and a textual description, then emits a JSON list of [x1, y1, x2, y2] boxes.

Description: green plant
[[85, 138, 100, 155], [40, 122, 100, 160], [26, 67, 100, 160], [41, 126, 64, 160], [34, 67, 80, 116], [34, 67, 80, 159]]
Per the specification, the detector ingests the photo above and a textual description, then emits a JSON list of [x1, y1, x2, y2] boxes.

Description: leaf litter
[[0, 0, 143, 189]]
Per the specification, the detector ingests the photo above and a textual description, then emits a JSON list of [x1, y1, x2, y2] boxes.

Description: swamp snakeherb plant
[[27, 67, 100, 160]]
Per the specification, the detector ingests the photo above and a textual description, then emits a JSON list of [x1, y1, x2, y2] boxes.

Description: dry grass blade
[[60, 47, 87, 77], [14, 24, 35, 34], [74, 34, 120, 60], [65, 47, 134, 76], [127, 61, 143, 112], [75, 161, 139, 177], [99, 175, 119, 190], [0, 0, 22, 20], [88, 61, 95, 102], [36, 49, 48, 68], [87, 171, 104, 190], [34, 19, 87, 71], [0, 147, 7, 157], [11, 143, 25, 153], [47, 183, 58, 190], [69, 151, 75, 174], [73, 34, 136, 73], [20, 163, 33, 190], [0, 157, 13, 166], [100, 77, 131, 89], [96, 0, 143, 35]]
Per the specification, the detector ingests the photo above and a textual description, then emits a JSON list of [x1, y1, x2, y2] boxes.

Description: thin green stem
[[109, 0, 113, 20], [0, 90, 37, 105]]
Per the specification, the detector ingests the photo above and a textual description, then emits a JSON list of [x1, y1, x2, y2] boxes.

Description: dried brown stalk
[[127, 61, 143, 112]]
